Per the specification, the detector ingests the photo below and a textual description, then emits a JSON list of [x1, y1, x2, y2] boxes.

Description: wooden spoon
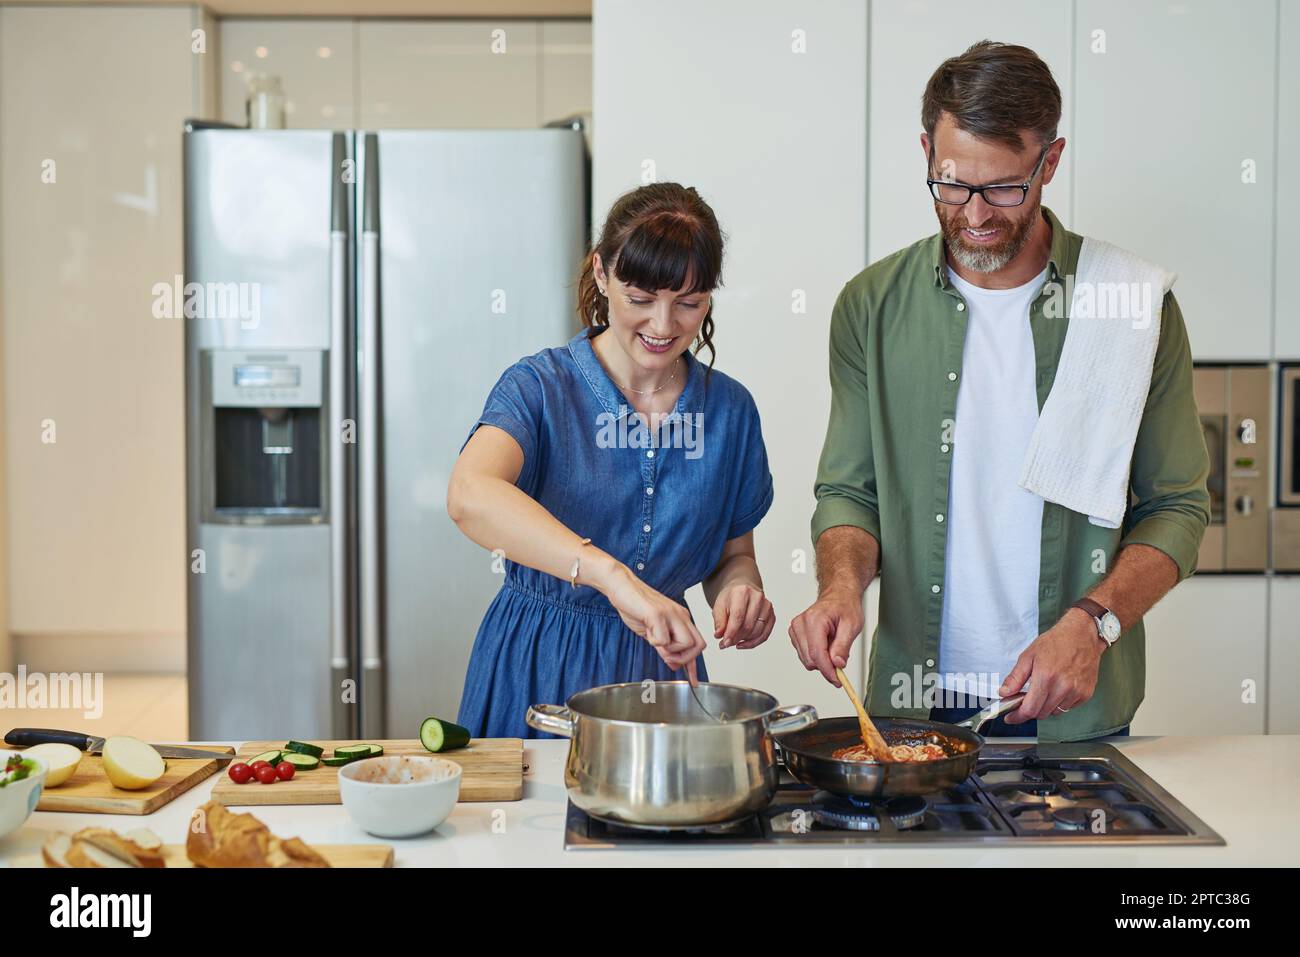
[[835, 667, 894, 763]]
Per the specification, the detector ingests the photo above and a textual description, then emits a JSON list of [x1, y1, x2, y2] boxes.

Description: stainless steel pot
[[526, 681, 817, 829]]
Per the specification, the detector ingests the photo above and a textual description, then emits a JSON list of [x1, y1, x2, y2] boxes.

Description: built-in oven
[[1274, 364, 1300, 571], [1193, 365, 1270, 572]]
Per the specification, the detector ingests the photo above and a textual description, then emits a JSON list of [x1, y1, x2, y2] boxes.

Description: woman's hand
[[602, 567, 707, 670], [712, 583, 774, 650]]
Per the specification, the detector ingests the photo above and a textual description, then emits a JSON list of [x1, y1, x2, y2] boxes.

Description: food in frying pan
[[831, 741, 949, 763]]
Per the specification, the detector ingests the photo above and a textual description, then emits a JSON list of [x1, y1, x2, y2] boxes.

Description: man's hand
[[1000, 608, 1106, 723], [788, 590, 864, 686]]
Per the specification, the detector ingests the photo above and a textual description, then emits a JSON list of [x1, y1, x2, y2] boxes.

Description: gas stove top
[[563, 742, 1224, 848]]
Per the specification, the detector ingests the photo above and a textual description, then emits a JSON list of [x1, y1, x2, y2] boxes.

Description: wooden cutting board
[[161, 843, 393, 868], [27, 747, 235, 815], [210, 738, 524, 806]]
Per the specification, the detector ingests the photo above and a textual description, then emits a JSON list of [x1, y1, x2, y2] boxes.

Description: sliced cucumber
[[362, 744, 384, 757], [334, 744, 372, 759], [420, 717, 470, 753], [283, 740, 324, 758], [321, 755, 359, 767], [246, 749, 283, 766], [278, 752, 319, 770]]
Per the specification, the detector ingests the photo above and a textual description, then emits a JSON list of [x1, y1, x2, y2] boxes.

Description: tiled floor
[[1, 673, 187, 742]]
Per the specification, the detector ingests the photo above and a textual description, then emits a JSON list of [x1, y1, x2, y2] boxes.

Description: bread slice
[[76, 827, 165, 868], [42, 832, 72, 868]]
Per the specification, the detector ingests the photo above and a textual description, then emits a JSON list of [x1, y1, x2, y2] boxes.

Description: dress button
[[643, 524, 651, 533], [948, 372, 957, 381], [636, 562, 645, 571], [925, 659, 935, 668], [941, 444, 950, 453], [956, 302, 965, 311], [645, 486, 654, 495], [646, 449, 655, 459], [931, 584, 941, 594], [936, 513, 945, 523]]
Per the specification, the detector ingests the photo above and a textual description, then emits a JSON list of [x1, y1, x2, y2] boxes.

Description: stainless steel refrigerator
[[183, 123, 586, 741]]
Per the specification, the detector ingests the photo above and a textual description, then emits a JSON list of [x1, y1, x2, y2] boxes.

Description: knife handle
[[3, 728, 93, 750]]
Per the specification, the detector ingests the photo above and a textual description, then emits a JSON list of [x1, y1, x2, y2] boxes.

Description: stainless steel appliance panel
[[363, 129, 586, 736], [1193, 365, 1270, 572]]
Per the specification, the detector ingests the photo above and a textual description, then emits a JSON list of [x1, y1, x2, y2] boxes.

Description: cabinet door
[[1277, 1, 1300, 359], [868, 0, 1074, 263], [219, 20, 357, 129], [1134, 577, 1267, 734], [1073, 0, 1276, 360], [358, 21, 540, 129], [1268, 578, 1300, 732]]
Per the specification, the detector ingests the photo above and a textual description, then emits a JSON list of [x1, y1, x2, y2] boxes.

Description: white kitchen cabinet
[[1277, 1, 1300, 359], [358, 20, 541, 128], [1073, 0, 1276, 361], [1268, 577, 1300, 733], [540, 20, 592, 126], [1, 5, 214, 636], [868, 0, 1074, 263], [594, 0, 869, 719], [1134, 577, 1268, 735], [220, 19, 357, 129]]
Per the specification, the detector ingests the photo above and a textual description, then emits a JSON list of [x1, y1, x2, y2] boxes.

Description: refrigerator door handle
[[328, 131, 355, 739], [359, 133, 385, 738]]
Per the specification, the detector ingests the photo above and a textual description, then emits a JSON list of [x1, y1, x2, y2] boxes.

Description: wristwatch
[[1071, 597, 1121, 648]]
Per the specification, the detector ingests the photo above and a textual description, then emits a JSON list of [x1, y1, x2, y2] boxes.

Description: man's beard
[[938, 199, 1038, 273]]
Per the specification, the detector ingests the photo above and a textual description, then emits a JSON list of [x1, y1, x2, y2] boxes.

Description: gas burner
[[1051, 806, 1091, 831], [811, 792, 929, 831]]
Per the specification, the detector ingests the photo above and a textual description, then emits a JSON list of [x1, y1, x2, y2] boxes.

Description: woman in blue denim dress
[[448, 183, 775, 738]]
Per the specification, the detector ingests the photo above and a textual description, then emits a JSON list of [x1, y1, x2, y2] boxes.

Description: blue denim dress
[[455, 328, 774, 738]]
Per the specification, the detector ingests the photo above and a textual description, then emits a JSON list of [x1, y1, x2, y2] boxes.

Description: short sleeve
[[462, 361, 546, 494], [727, 387, 775, 539]]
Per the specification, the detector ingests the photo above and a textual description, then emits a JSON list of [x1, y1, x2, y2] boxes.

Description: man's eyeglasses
[[927, 145, 1051, 207]]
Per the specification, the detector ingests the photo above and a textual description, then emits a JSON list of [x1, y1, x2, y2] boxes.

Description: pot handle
[[525, 703, 575, 738], [766, 704, 817, 736], [956, 693, 1027, 733]]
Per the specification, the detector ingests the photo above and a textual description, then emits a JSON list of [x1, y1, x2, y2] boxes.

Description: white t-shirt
[[938, 264, 1049, 700]]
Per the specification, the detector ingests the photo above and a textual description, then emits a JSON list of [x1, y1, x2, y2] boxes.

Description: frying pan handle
[[767, 704, 818, 736], [957, 693, 1027, 733], [525, 704, 575, 738]]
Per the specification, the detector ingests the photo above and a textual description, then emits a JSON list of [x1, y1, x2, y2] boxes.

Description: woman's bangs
[[612, 215, 719, 296]]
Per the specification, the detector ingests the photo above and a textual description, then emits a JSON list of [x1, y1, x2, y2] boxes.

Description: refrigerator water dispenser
[[203, 349, 327, 522]]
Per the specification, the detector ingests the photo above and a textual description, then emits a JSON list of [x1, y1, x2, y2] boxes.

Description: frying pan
[[776, 693, 1026, 798]]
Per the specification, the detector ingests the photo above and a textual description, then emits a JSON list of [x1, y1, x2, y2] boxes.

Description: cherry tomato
[[275, 761, 296, 781], [254, 764, 278, 784], [249, 760, 270, 771], [227, 762, 253, 784]]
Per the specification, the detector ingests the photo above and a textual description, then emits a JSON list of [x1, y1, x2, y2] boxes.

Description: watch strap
[[1071, 597, 1108, 622]]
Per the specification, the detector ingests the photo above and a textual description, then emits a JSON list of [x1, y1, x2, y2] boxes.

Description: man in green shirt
[[789, 40, 1210, 741]]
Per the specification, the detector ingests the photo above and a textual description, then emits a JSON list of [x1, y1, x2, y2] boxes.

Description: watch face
[[1102, 612, 1122, 642]]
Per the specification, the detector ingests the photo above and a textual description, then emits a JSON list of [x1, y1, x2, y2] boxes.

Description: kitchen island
[[2, 735, 1297, 867]]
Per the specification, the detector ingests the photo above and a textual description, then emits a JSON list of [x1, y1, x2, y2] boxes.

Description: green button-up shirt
[[810, 206, 1210, 741]]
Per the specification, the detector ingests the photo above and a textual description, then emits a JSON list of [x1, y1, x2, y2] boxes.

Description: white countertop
[[3, 735, 1298, 866]]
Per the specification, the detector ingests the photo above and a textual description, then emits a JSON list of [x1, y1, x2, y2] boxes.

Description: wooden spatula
[[835, 667, 894, 763]]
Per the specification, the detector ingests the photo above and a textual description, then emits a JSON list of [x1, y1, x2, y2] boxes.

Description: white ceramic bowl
[[0, 749, 47, 840], [337, 754, 462, 838]]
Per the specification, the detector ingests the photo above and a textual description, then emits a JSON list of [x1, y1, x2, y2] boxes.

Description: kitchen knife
[[4, 727, 237, 764]]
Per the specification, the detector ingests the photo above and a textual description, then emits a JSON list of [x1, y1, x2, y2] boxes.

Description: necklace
[[613, 357, 680, 396]]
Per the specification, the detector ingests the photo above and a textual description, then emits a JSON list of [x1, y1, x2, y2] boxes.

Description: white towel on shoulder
[[1018, 237, 1176, 529]]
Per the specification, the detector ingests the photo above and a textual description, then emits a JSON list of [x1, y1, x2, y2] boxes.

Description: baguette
[[186, 800, 329, 868]]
